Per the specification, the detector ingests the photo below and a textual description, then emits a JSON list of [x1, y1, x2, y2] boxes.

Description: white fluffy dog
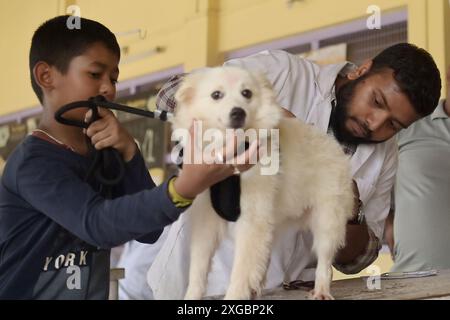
[[171, 66, 354, 300]]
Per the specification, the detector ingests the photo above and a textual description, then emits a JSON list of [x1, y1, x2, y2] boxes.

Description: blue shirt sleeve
[[116, 150, 166, 244], [15, 151, 186, 249], [113, 148, 156, 196]]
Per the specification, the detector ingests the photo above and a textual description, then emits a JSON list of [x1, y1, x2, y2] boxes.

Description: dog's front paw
[[185, 286, 204, 300], [309, 289, 335, 300], [224, 291, 249, 300], [224, 287, 258, 300]]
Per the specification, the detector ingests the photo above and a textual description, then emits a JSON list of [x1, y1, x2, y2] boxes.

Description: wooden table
[[259, 269, 450, 300]]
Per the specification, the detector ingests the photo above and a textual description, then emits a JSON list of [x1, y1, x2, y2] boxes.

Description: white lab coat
[[148, 50, 397, 299]]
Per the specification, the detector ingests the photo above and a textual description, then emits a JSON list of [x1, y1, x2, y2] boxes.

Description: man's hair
[[370, 43, 441, 117], [29, 15, 121, 104]]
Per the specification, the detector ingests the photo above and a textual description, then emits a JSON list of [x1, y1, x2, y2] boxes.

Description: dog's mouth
[[229, 107, 247, 129]]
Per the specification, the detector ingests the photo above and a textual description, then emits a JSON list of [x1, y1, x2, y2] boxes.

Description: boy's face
[[49, 42, 119, 120], [333, 68, 421, 144]]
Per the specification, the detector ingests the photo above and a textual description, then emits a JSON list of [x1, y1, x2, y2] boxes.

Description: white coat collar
[[314, 62, 357, 101]]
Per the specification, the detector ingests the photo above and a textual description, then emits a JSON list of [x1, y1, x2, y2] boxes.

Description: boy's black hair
[[29, 15, 121, 104], [370, 43, 441, 117]]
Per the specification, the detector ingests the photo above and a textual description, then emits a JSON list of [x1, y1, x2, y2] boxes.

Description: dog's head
[[172, 67, 282, 131]]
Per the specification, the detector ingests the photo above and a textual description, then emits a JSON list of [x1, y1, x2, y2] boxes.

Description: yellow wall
[[0, 0, 61, 115], [1, 0, 449, 116]]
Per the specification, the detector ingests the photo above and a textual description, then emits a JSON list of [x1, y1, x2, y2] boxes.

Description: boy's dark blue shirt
[[0, 135, 185, 299]]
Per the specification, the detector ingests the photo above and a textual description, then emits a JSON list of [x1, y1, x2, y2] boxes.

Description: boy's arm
[[17, 156, 185, 249], [113, 149, 156, 196], [85, 107, 171, 243], [113, 150, 165, 244], [17, 132, 258, 248]]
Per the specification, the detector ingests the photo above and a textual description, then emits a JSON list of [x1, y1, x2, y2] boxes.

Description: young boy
[[0, 15, 254, 299]]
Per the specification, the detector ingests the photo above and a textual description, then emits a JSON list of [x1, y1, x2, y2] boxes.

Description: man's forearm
[[334, 223, 370, 265]]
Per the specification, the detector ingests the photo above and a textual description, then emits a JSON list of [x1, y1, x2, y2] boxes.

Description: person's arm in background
[[333, 182, 371, 267], [384, 208, 395, 259], [281, 108, 296, 118], [334, 141, 398, 273]]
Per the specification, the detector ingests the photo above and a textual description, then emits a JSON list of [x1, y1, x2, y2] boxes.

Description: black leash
[[55, 95, 169, 198], [55, 95, 241, 220], [55, 95, 170, 128]]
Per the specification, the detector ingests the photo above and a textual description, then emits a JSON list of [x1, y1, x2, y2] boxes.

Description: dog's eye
[[241, 89, 253, 99], [211, 91, 224, 100]]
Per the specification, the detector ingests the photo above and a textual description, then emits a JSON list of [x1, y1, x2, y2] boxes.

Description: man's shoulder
[[373, 137, 398, 160], [226, 49, 319, 73], [354, 138, 398, 173], [396, 104, 442, 147], [244, 49, 301, 61], [366, 137, 398, 172]]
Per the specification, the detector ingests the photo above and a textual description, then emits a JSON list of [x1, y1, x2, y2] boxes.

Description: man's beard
[[331, 76, 384, 145]]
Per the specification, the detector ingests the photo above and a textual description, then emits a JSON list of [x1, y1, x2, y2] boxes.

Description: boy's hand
[[84, 108, 137, 162], [173, 121, 259, 199]]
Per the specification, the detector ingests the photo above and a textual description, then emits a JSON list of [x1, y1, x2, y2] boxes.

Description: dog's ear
[[253, 71, 272, 90], [253, 72, 275, 102], [175, 78, 196, 106], [252, 71, 277, 104], [251, 71, 283, 128]]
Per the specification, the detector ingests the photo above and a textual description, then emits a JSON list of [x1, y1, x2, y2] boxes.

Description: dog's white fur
[[172, 66, 354, 300]]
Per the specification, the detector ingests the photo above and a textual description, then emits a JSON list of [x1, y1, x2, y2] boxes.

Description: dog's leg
[[224, 205, 275, 300], [311, 233, 335, 300], [185, 194, 226, 300], [310, 202, 348, 300]]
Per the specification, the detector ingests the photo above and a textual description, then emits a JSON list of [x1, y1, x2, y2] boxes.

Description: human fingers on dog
[[203, 148, 223, 165], [183, 120, 204, 164], [203, 163, 236, 185], [222, 133, 238, 163], [233, 140, 259, 173]]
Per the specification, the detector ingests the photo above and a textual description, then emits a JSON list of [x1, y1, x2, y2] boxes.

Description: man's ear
[[347, 60, 373, 80], [446, 66, 450, 83], [33, 62, 54, 91]]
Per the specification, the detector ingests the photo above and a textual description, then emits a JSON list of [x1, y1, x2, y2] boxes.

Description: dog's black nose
[[229, 107, 246, 128]]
